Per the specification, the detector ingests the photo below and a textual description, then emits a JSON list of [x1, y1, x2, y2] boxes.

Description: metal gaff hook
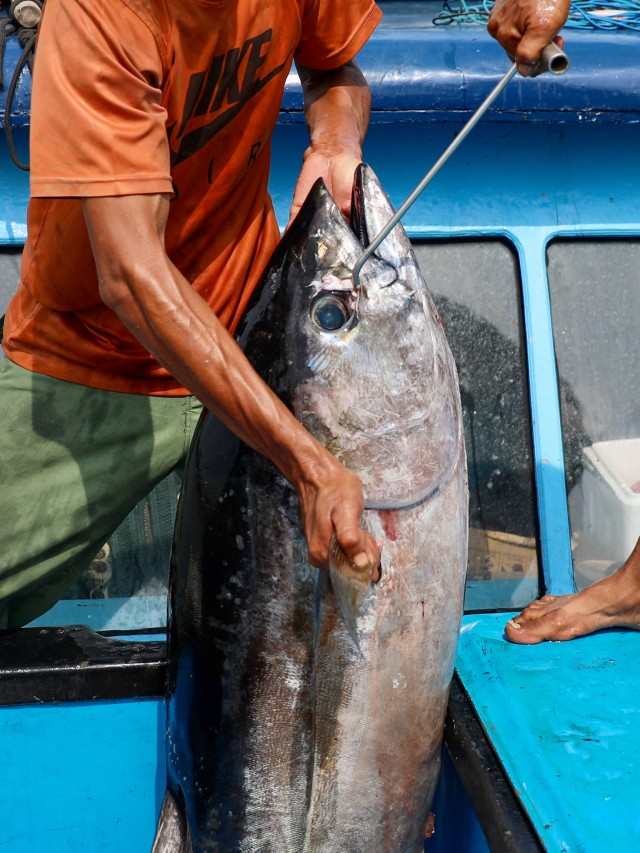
[[351, 43, 569, 290]]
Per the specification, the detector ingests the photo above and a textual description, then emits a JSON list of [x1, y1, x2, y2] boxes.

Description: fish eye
[[310, 292, 353, 332]]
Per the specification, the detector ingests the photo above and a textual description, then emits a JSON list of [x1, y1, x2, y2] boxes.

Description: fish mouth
[[348, 165, 404, 293], [350, 162, 389, 253], [350, 164, 372, 247]]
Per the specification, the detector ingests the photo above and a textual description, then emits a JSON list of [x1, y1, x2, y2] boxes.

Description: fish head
[[243, 164, 463, 510]]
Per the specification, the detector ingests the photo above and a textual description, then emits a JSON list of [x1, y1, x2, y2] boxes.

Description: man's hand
[[288, 60, 371, 225], [488, 0, 571, 76], [289, 147, 362, 227], [296, 451, 382, 578]]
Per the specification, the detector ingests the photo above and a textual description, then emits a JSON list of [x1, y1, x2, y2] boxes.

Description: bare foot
[[505, 538, 640, 644]]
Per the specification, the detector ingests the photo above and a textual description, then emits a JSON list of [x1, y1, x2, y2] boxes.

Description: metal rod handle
[[540, 42, 569, 75]]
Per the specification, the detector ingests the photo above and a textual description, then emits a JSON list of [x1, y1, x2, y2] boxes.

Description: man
[[0, 0, 386, 629], [0, 0, 573, 630]]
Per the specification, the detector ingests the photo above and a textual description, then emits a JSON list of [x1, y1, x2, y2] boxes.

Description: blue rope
[[569, 0, 640, 29], [433, 0, 640, 30]]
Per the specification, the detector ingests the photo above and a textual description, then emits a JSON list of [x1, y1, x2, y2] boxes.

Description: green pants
[[0, 359, 202, 628]]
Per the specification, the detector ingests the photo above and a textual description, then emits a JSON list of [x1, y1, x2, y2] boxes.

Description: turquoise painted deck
[[0, 698, 165, 852], [456, 614, 640, 850]]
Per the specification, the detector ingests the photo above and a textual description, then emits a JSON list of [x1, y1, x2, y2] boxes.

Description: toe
[[505, 617, 545, 644]]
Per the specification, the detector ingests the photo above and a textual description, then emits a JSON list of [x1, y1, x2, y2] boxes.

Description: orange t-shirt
[[2, 0, 381, 395]]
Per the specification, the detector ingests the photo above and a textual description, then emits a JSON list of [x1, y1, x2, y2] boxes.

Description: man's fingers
[[487, 0, 570, 76], [304, 514, 381, 582], [515, 30, 553, 62], [516, 33, 567, 76], [333, 523, 381, 583]]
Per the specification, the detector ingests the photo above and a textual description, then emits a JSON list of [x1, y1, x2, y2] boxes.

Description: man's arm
[[288, 60, 371, 223], [488, 0, 571, 76], [82, 192, 380, 575]]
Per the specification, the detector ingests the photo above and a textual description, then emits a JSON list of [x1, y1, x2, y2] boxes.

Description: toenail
[[507, 619, 522, 630]]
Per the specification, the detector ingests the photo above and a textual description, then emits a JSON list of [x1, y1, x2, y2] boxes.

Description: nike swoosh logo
[[170, 57, 290, 167]]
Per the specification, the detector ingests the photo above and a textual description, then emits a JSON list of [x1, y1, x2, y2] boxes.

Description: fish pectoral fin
[[328, 534, 373, 649]]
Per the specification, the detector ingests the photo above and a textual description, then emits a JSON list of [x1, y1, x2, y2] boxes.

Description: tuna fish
[[152, 164, 468, 853]]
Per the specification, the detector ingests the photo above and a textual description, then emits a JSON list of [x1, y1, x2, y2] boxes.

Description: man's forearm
[[81, 193, 380, 572], [82, 195, 323, 482], [288, 61, 372, 220], [298, 60, 371, 161]]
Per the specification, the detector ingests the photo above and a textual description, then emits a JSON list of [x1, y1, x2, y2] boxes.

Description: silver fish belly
[[152, 164, 468, 853]]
